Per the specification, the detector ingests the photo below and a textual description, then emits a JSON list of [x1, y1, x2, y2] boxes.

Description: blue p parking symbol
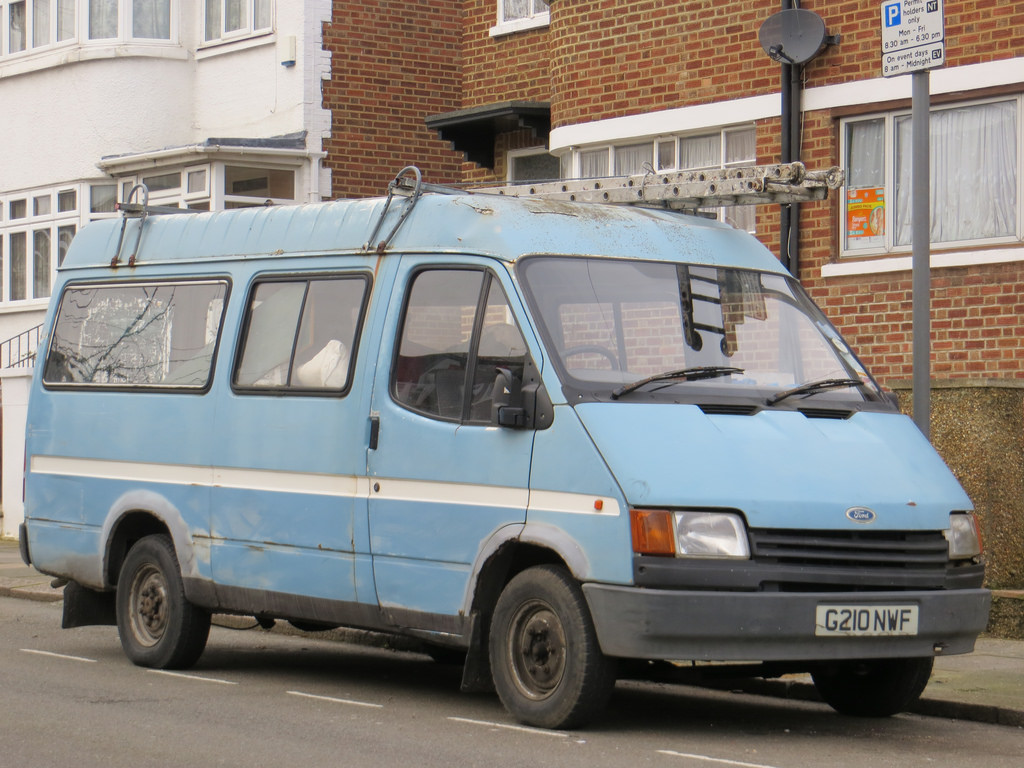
[[884, 2, 902, 27]]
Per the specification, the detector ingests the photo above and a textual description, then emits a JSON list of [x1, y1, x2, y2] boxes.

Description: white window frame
[[0, 0, 177, 61], [563, 125, 757, 232], [506, 146, 559, 183], [489, 0, 549, 38], [202, 0, 272, 46], [839, 95, 1024, 260], [0, 184, 83, 304]]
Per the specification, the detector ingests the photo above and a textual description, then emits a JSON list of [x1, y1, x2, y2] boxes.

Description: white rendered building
[[0, 0, 332, 536]]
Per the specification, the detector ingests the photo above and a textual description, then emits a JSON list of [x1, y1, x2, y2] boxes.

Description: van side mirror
[[492, 368, 526, 428], [491, 362, 553, 430]]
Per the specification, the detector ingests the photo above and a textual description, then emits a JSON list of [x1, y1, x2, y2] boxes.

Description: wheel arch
[[100, 490, 196, 590], [459, 523, 590, 693]]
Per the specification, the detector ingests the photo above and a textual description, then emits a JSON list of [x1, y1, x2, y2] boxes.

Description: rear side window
[[43, 281, 229, 389], [234, 275, 368, 393]]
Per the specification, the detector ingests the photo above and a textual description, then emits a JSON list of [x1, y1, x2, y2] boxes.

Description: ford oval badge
[[846, 507, 877, 524]]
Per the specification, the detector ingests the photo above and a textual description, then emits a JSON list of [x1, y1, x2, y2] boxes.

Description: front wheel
[[811, 657, 934, 717], [116, 534, 211, 669], [489, 565, 616, 729]]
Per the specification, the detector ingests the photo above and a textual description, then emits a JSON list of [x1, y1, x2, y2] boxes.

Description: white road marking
[[287, 690, 383, 709], [147, 669, 238, 685], [20, 648, 97, 663], [447, 716, 568, 737], [658, 751, 783, 768]]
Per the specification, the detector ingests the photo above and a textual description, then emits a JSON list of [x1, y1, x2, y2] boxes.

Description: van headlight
[[675, 511, 750, 558], [630, 509, 750, 558], [946, 512, 983, 559]]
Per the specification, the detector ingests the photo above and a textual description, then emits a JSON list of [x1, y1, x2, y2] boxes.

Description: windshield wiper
[[766, 377, 868, 406], [611, 366, 744, 400]]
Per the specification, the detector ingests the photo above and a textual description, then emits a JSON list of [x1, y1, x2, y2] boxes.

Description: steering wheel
[[563, 344, 620, 371]]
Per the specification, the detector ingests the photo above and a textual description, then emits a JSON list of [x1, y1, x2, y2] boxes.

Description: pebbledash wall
[[321, 1, 1024, 631]]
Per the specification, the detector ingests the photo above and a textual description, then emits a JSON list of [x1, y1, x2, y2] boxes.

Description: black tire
[[811, 657, 934, 717], [489, 565, 616, 729], [116, 534, 211, 670]]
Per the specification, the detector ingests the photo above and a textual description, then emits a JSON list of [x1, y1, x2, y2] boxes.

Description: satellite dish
[[758, 8, 828, 65]]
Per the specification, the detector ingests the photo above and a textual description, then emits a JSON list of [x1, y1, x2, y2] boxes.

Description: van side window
[[393, 268, 527, 423], [43, 281, 228, 389], [234, 276, 367, 393]]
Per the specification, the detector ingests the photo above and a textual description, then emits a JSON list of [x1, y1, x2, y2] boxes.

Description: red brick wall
[[323, 1, 466, 198], [548, 1, 776, 127]]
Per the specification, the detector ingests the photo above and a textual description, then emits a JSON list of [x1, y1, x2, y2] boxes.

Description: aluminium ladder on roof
[[476, 161, 845, 209]]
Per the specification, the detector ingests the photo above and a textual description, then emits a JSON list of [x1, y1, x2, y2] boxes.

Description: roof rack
[[110, 183, 197, 267]]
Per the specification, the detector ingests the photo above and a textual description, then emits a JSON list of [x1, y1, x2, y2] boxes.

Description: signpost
[[880, 0, 944, 438]]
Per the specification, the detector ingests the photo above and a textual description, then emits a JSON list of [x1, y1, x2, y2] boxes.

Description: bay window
[[1, 0, 171, 57]]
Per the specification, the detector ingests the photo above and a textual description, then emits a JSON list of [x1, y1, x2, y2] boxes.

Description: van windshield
[[518, 257, 884, 406]]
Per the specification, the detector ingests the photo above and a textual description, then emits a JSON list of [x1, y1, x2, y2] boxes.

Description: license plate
[[815, 604, 919, 637]]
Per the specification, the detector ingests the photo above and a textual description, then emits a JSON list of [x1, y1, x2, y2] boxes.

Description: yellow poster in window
[[847, 188, 885, 239]]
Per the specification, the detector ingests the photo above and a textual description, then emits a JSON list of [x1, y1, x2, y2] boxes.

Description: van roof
[[61, 191, 787, 274]]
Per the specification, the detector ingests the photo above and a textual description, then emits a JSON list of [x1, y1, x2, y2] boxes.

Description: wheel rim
[[128, 563, 168, 648], [507, 598, 567, 701]]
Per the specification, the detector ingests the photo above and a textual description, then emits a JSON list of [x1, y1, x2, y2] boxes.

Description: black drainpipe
[[779, 0, 801, 277]]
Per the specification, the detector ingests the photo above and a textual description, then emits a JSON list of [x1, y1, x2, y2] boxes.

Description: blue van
[[20, 172, 990, 729]]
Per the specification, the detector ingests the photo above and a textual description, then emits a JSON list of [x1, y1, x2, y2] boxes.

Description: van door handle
[[369, 415, 380, 450]]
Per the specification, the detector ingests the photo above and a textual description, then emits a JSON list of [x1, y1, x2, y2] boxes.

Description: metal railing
[[0, 323, 43, 369]]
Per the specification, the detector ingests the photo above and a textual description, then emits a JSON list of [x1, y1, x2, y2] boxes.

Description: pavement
[[2, 538, 1022, 728]]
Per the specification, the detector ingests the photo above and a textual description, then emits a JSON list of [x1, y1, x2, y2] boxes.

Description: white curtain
[[679, 135, 720, 170], [580, 149, 609, 179], [33, 0, 50, 47], [614, 143, 652, 176], [503, 0, 530, 21], [10, 2, 26, 51], [133, 0, 170, 39], [896, 100, 1017, 246], [254, 0, 270, 30], [225, 0, 246, 33], [89, 0, 117, 39], [57, 0, 75, 41]]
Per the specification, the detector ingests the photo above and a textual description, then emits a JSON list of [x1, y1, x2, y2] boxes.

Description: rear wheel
[[489, 565, 616, 729], [116, 534, 210, 669], [811, 657, 934, 717]]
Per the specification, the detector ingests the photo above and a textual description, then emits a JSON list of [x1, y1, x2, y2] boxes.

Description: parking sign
[[881, 0, 944, 77]]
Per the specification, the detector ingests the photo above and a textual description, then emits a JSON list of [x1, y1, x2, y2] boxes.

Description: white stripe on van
[[528, 489, 621, 516], [30, 456, 363, 498], [30, 455, 619, 515]]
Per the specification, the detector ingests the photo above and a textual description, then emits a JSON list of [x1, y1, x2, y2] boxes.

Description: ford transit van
[[20, 169, 990, 728]]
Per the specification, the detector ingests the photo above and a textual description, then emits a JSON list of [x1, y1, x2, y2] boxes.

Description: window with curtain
[[57, 0, 74, 40], [88, 0, 116, 39], [567, 126, 757, 232], [843, 98, 1020, 256], [204, 0, 271, 42], [501, 0, 548, 23], [614, 143, 653, 176], [132, 0, 169, 39], [32, 0, 50, 46], [9, 1, 27, 51]]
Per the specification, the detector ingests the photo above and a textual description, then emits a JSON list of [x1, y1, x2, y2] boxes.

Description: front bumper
[[582, 584, 991, 661]]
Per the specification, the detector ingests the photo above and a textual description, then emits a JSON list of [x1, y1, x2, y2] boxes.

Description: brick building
[[322, 1, 1024, 615], [324, 0, 1024, 386]]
